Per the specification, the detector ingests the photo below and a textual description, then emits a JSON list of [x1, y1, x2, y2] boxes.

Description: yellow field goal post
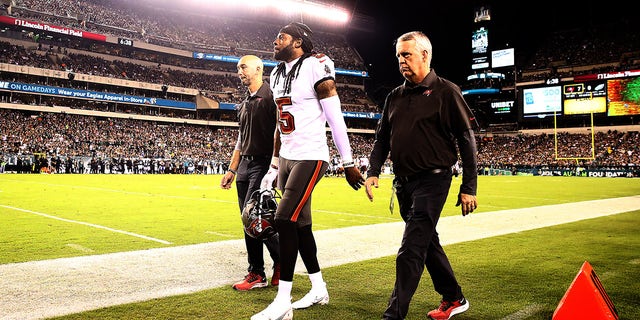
[[553, 111, 595, 164]]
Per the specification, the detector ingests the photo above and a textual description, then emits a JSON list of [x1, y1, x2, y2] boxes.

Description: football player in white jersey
[[252, 22, 365, 320]]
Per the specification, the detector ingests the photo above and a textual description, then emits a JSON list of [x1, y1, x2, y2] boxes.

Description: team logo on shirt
[[423, 89, 432, 96], [324, 65, 332, 76]]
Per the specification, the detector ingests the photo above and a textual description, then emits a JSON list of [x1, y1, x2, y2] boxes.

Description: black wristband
[[228, 168, 237, 175]]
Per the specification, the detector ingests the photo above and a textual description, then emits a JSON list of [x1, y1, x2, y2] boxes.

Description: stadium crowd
[[1, 1, 639, 177], [476, 130, 639, 175], [9, 0, 640, 84], [519, 20, 640, 82], [0, 40, 374, 113], [1, 108, 638, 176], [11, 0, 365, 70]]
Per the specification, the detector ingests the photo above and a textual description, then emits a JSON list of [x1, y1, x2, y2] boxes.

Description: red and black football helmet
[[242, 189, 279, 240]]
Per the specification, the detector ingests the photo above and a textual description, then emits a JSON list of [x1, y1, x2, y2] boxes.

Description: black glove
[[344, 166, 365, 190]]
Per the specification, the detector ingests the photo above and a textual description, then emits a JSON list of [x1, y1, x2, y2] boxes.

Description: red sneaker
[[427, 297, 469, 320], [232, 272, 267, 291], [271, 263, 281, 286]]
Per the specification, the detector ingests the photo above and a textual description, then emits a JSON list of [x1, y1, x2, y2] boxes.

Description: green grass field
[[1, 174, 639, 319]]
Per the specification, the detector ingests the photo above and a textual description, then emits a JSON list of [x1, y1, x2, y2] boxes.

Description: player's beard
[[274, 42, 295, 61]]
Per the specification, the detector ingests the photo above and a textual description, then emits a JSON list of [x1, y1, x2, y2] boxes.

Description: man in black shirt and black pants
[[365, 31, 479, 320], [221, 55, 280, 291]]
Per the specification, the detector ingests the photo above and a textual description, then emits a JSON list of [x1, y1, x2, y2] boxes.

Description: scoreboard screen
[[562, 80, 607, 115], [472, 27, 488, 54], [491, 48, 514, 68], [471, 27, 489, 70], [607, 77, 640, 116], [522, 86, 562, 117]]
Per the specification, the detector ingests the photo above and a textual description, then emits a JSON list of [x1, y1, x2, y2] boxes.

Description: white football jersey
[[270, 54, 335, 162]]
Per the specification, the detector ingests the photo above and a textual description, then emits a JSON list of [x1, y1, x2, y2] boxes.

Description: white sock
[[275, 280, 292, 303], [308, 271, 326, 290]]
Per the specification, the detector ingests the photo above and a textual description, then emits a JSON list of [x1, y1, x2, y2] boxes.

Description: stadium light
[[296, 1, 350, 23], [186, 0, 350, 24]]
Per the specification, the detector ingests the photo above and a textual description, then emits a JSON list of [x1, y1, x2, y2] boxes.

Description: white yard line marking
[[66, 244, 95, 253], [499, 303, 546, 320], [0, 205, 172, 245], [204, 231, 235, 237]]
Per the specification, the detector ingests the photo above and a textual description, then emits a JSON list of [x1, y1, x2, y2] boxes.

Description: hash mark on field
[[204, 231, 235, 237], [499, 303, 546, 320], [66, 243, 95, 253], [0, 204, 172, 245], [598, 271, 616, 282]]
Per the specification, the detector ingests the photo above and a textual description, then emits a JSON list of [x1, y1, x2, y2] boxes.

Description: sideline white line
[[0, 196, 638, 320], [0, 205, 172, 245]]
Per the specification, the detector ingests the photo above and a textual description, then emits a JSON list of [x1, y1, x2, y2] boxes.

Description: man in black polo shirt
[[220, 55, 280, 291], [365, 31, 479, 320]]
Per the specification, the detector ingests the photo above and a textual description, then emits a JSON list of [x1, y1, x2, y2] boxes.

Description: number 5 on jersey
[[275, 97, 295, 134]]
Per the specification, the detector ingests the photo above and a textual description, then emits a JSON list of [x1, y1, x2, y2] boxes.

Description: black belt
[[241, 155, 269, 161], [395, 168, 451, 183]]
